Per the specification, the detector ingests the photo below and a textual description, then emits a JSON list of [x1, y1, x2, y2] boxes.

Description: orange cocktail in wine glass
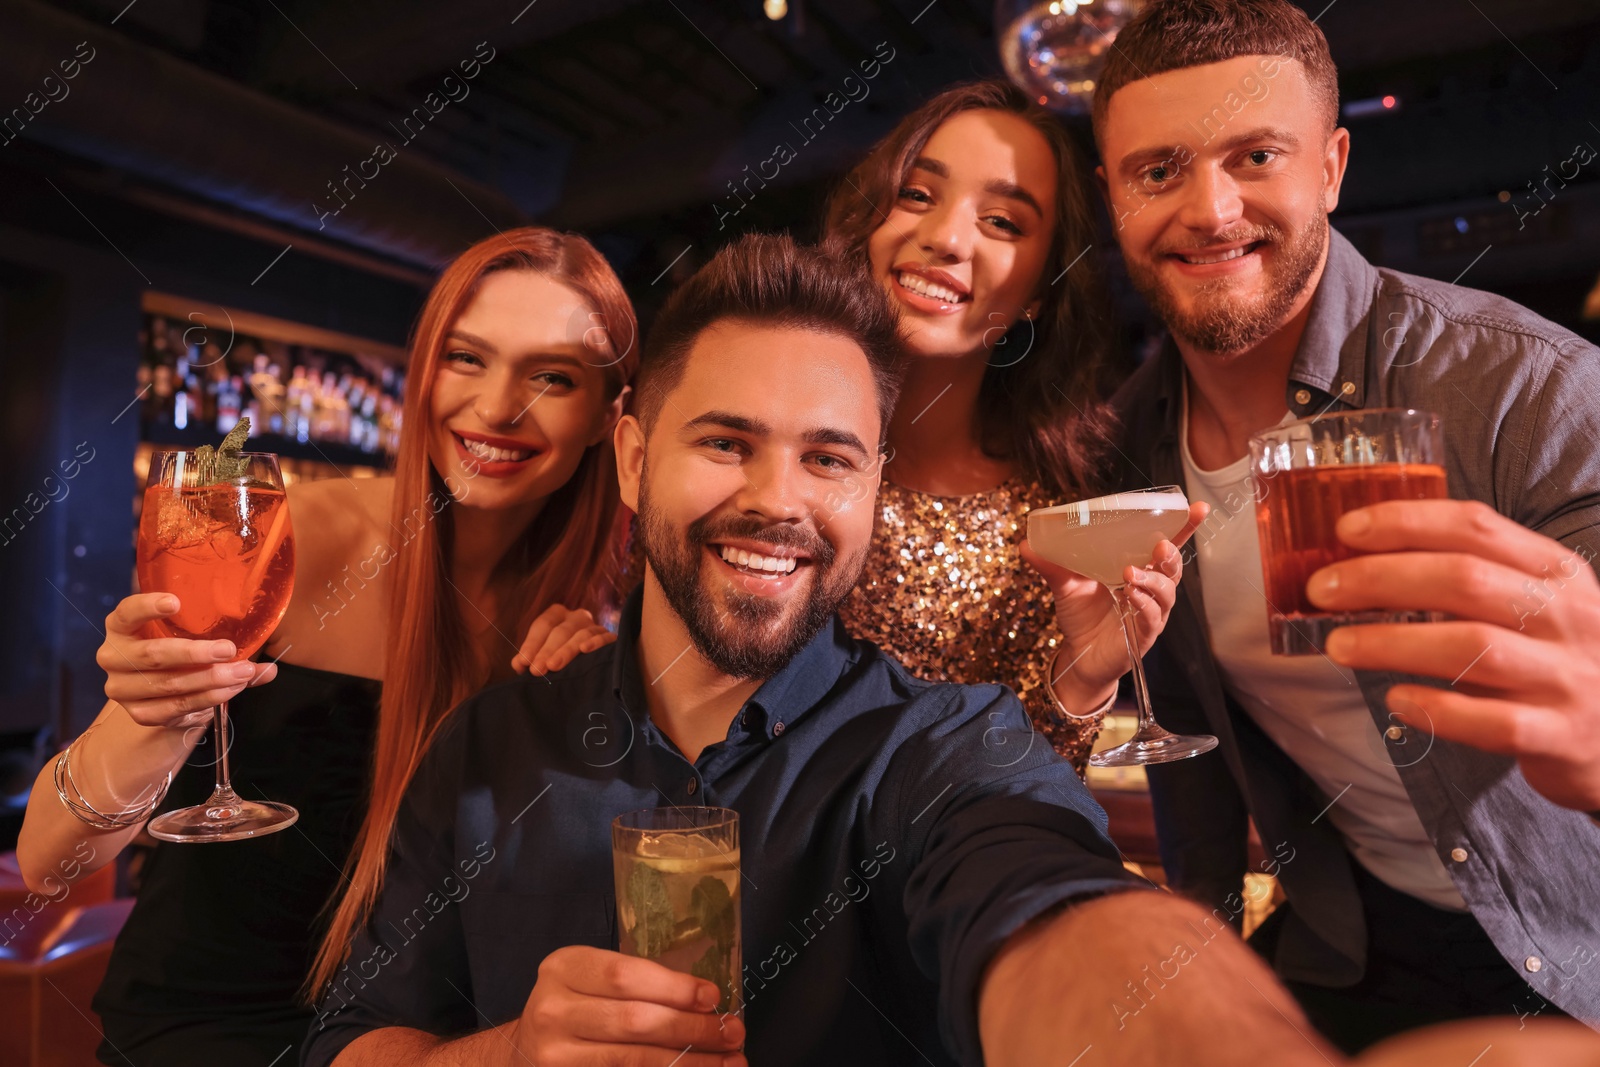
[[135, 449, 296, 842]]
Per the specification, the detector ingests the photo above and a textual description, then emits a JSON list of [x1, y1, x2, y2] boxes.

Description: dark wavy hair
[[635, 232, 904, 442], [822, 78, 1117, 498]]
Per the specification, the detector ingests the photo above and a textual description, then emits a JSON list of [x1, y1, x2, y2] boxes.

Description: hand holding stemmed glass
[[1022, 486, 1217, 766], [132, 444, 297, 841]]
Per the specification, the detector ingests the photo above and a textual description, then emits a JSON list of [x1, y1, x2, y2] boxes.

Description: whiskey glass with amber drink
[[1248, 409, 1447, 655], [135, 449, 296, 841]]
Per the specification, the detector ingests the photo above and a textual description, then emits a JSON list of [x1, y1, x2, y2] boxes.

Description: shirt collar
[[610, 586, 856, 743], [1150, 226, 1377, 427], [1286, 226, 1377, 414], [742, 617, 856, 739]]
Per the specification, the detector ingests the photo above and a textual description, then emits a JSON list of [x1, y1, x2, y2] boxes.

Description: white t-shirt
[[1178, 390, 1466, 911]]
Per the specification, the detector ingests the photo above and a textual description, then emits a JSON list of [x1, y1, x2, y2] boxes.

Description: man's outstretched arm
[[331, 1022, 516, 1067], [980, 890, 1342, 1067]]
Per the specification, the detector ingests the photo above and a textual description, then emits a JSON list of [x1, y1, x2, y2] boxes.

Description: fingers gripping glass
[[135, 451, 297, 842], [1029, 486, 1219, 767]]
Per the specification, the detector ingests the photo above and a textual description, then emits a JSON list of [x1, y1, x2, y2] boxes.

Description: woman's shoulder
[[271, 475, 395, 672], [285, 475, 395, 581], [288, 476, 392, 542]]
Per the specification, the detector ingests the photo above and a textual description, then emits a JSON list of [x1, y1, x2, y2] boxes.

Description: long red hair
[[306, 227, 638, 999]]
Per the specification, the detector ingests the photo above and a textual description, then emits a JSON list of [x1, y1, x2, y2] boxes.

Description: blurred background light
[[996, 0, 1144, 115]]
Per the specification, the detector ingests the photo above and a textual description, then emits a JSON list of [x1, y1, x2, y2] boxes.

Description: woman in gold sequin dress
[[824, 82, 1200, 770]]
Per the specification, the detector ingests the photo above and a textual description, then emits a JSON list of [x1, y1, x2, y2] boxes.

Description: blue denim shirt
[[1111, 228, 1600, 1026], [301, 590, 1140, 1067]]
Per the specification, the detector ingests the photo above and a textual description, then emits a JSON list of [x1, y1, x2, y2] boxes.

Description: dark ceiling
[[34, 0, 1600, 222], [7, 0, 1600, 325]]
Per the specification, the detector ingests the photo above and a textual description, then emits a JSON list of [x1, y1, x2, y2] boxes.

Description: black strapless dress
[[93, 662, 379, 1067]]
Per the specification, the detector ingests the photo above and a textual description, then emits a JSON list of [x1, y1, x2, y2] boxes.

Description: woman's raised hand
[[99, 593, 276, 729], [513, 603, 617, 676], [1020, 500, 1209, 711]]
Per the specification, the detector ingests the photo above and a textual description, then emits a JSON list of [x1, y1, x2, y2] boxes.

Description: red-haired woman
[[17, 227, 637, 1065], [825, 81, 1203, 770]]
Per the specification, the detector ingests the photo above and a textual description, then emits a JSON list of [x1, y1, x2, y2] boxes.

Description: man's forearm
[[979, 890, 1344, 1067], [331, 1021, 518, 1067]]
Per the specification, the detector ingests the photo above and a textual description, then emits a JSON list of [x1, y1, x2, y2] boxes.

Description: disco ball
[[997, 0, 1144, 115]]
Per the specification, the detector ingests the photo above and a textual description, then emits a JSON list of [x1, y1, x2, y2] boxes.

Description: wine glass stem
[[1112, 586, 1156, 735], [209, 700, 238, 807]]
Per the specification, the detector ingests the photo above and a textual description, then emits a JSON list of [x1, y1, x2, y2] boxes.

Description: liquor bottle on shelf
[[216, 375, 242, 433], [264, 364, 285, 434], [347, 379, 368, 449], [173, 351, 192, 431], [310, 371, 334, 442], [330, 372, 352, 443], [248, 358, 285, 436], [378, 394, 402, 457], [188, 358, 208, 427], [306, 372, 323, 441], [204, 370, 221, 430], [242, 369, 263, 433], [359, 389, 379, 453], [286, 365, 311, 443]]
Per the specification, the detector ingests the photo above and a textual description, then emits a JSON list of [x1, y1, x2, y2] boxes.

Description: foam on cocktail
[[1027, 490, 1189, 588]]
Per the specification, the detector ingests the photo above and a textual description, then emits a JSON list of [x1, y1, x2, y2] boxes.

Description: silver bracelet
[[52, 731, 173, 831], [1046, 648, 1119, 722]]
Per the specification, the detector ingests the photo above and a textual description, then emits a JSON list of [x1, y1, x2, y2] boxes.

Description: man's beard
[[635, 467, 866, 680], [1126, 215, 1327, 355]]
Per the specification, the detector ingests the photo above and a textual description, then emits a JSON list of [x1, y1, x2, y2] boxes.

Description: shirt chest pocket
[[462, 889, 617, 999]]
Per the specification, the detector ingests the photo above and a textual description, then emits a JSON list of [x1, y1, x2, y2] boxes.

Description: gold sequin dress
[[837, 478, 1104, 772]]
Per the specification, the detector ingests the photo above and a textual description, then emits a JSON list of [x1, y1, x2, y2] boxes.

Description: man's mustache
[[1154, 226, 1282, 258], [686, 513, 835, 567]]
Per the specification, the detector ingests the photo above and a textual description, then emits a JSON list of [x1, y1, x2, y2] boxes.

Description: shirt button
[[1294, 388, 1311, 405], [1450, 847, 1469, 863], [686, 778, 697, 795], [1340, 381, 1357, 396], [1525, 956, 1543, 973], [772, 721, 785, 736], [1385, 725, 1406, 741]]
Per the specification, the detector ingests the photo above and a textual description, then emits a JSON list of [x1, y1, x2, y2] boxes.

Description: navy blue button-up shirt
[[302, 592, 1141, 1067]]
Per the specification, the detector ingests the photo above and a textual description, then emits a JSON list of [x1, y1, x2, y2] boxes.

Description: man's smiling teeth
[[1179, 245, 1255, 265], [897, 271, 965, 303], [460, 436, 534, 462], [718, 545, 798, 575]]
